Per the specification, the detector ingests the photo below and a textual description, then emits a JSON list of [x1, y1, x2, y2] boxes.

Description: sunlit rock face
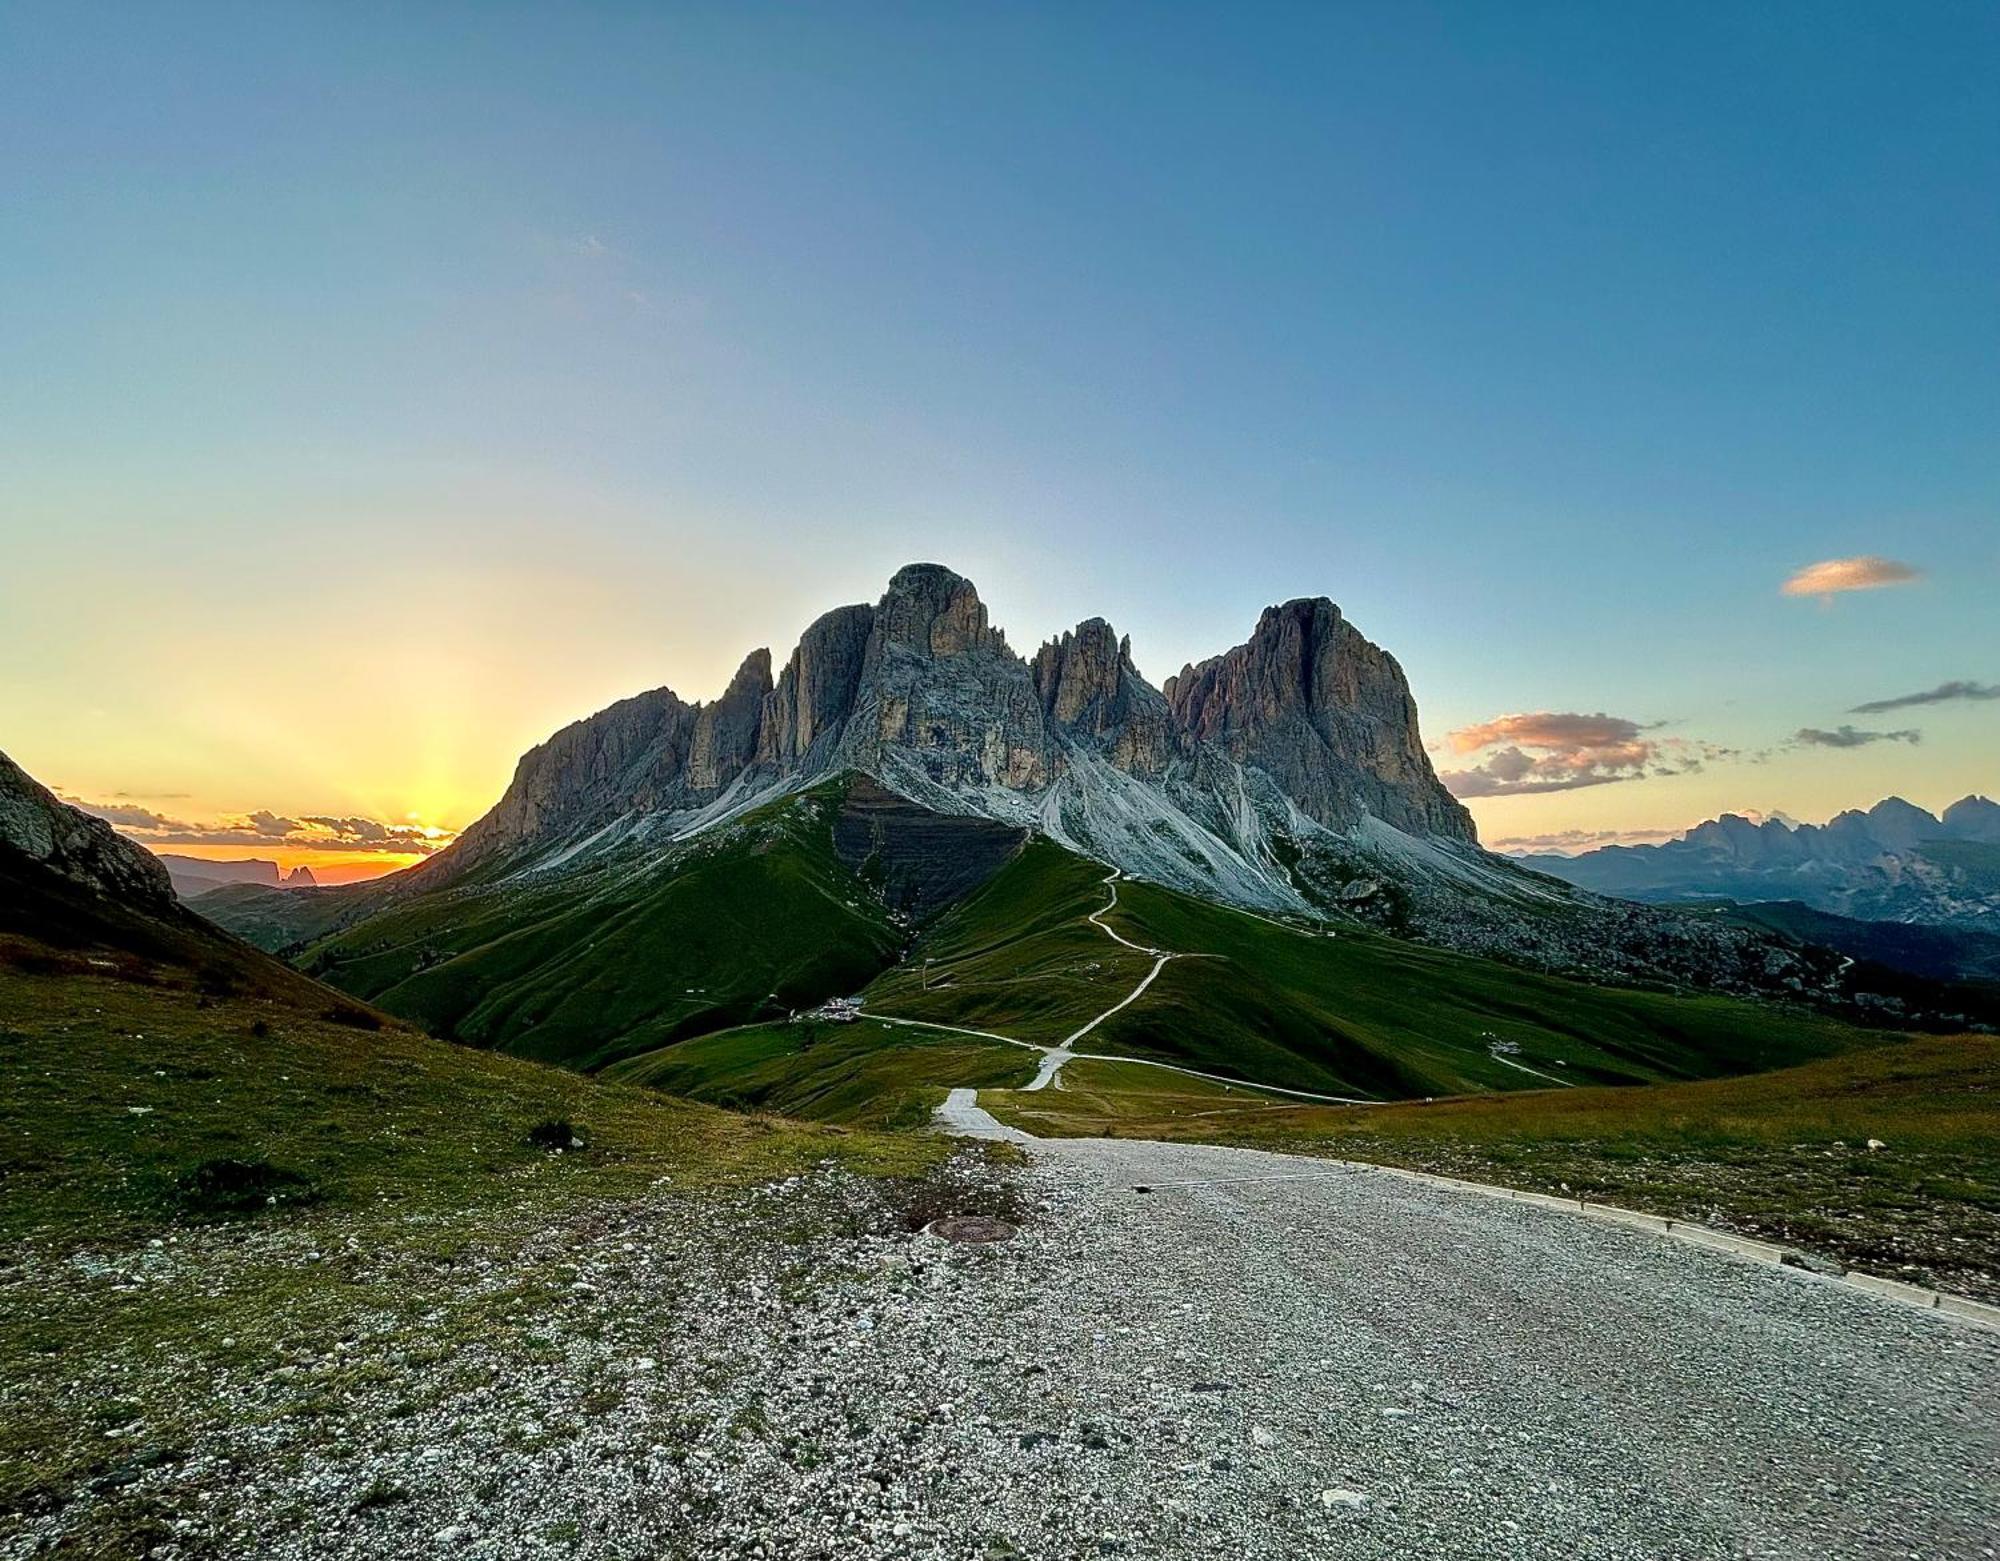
[[424, 562, 1475, 906], [1165, 598, 1476, 843]]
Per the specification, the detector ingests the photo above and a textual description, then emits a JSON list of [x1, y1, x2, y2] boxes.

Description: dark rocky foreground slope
[[0, 750, 176, 909], [0, 749, 378, 1013]]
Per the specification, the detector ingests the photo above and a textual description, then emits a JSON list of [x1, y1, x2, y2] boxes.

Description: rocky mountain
[[0, 750, 175, 909], [423, 562, 1473, 914], [1164, 597, 1472, 840], [156, 855, 318, 899], [1518, 797, 2000, 931], [0, 749, 371, 1012], [261, 563, 1958, 1019]]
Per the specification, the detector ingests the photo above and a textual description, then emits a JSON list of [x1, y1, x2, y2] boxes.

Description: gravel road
[[1006, 1130, 1999, 1559], [11, 1130, 1995, 1560]]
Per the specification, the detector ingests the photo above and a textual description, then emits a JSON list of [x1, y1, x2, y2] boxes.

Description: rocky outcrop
[[1031, 619, 1174, 777], [1164, 599, 1475, 842], [837, 566, 1054, 793], [870, 562, 1006, 659], [0, 750, 176, 907], [687, 650, 773, 793], [442, 687, 700, 872], [759, 605, 876, 767]]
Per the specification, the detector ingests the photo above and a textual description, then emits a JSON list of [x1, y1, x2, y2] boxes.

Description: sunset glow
[[2, 4, 1991, 876]]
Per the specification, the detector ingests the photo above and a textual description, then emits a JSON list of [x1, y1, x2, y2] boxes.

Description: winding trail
[[1487, 1050, 1575, 1087], [1025, 873, 1175, 1091], [875, 869, 1382, 1105]]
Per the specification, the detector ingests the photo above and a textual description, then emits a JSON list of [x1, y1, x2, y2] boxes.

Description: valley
[[4, 667, 1996, 1559], [13, 14, 1999, 1555], [4, 573, 1993, 1559]]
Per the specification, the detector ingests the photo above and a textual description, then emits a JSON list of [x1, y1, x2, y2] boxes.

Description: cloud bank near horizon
[[64, 797, 456, 855], [1437, 710, 1731, 798]]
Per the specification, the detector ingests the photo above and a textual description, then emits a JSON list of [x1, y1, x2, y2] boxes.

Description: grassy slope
[[0, 911, 948, 1535], [300, 787, 904, 1071], [859, 842, 1150, 1044], [0, 965, 931, 1251], [604, 1017, 1034, 1130], [183, 880, 374, 954], [859, 839, 1882, 1100]]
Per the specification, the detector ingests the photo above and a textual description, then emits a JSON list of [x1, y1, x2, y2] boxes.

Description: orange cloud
[[1437, 710, 1736, 798], [63, 796, 456, 856], [1780, 555, 1922, 598], [1447, 712, 1644, 756]]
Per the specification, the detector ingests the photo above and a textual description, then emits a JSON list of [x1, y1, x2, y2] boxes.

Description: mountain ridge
[[184, 570, 1982, 1031], [1519, 795, 2000, 930], [414, 562, 1473, 914], [156, 854, 319, 899]]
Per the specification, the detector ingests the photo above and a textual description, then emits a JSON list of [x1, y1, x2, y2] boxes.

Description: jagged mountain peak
[[885, 560, 969, 594], [425, 563, 1476, 906], [1943, 795, 2000, 841], [873, 561, 1004, 658], [1164, 594, 1474, 844], [723, 647, 775, 698]]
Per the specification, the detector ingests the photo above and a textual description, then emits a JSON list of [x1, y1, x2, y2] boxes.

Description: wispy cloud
[[1780, 555, 1923, 599], [1850, 679, 1999, 714], [1792, 725, 1921, 749], [1489, 825, 1688, 855]]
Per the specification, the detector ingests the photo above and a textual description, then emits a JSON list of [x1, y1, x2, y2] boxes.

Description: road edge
[[1229, 1153, 2000, 1334]]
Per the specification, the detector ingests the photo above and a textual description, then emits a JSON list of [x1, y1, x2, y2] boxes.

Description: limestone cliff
[[1164, 599, 1475, 842], [421, 564, 1475, 903]]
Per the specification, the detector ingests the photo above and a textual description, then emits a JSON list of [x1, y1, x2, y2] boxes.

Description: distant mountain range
[[1517, 796, 2000, 932], [156, 854, 318, 900]]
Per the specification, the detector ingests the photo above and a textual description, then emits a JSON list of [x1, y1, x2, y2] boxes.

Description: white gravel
[[8, 1135, 1996, 1560]]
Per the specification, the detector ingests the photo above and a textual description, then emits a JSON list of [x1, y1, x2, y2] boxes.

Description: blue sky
[[2, 2, 1994, 864]]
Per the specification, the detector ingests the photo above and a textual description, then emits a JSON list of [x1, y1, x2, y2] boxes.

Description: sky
[[2, 3, 1994, 877]]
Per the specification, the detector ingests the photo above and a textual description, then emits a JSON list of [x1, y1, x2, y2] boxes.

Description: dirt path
[[1025, 872, 1177, 1092], [880, 871, 1379, 1104]]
